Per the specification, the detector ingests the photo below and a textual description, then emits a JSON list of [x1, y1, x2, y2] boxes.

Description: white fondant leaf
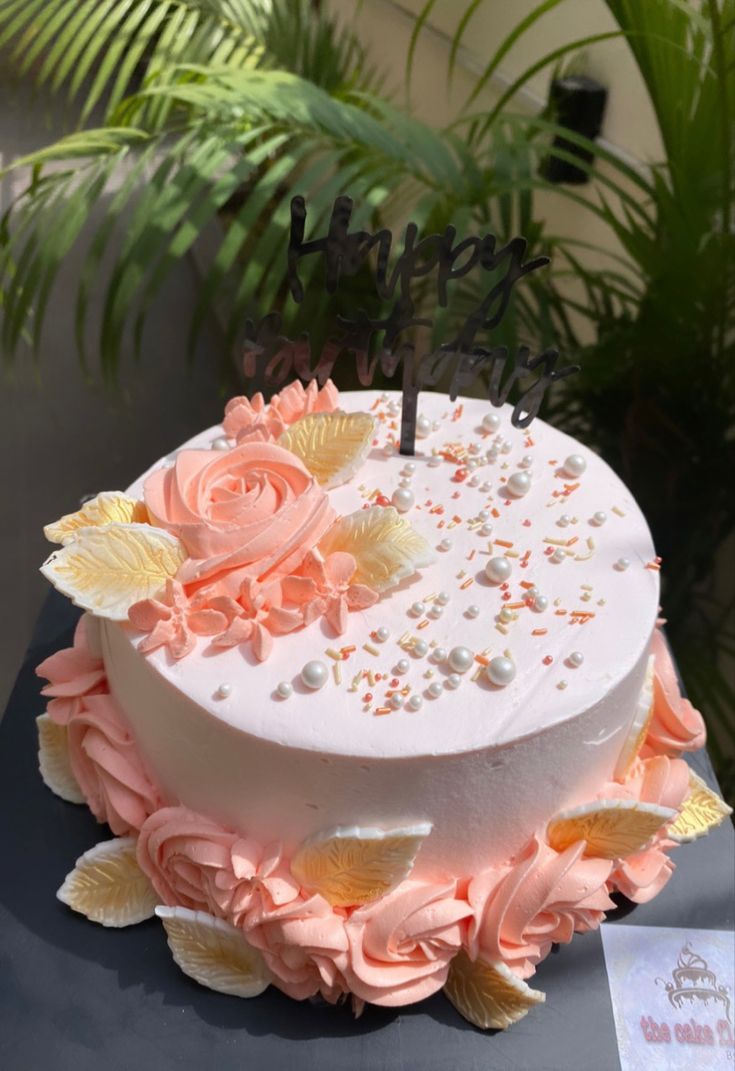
[[44, 492, 149, 545], [36, 713, 84, 804], [613, 655, 655, 779], [57, 837, 157, 927], [278, 411, 375, 489], [318, 506, 434, 593], [444, 952, 545, 1030], [156, 906, 271, 998], [668, 769, 733, 843], [547, 799, 675, 859], [290, 822, 432, 907], [40, 522, 186, 620]]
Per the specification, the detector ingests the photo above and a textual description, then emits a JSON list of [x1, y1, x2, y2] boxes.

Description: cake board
[[1, 591, 733, 1071]]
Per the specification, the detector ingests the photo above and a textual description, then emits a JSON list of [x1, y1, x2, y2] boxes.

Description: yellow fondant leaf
[[614, 655, 655, 779], [44, 491, 148, 545], [444, 952, 545, 1030], [547, 799, 675, 859], [57, 837, 157, 927], [40, 522, 185, 621], [36, 713, 84, 804], [278, 411, 376, 489], [668, 769, 732, 843], [156, 906, 271, 998], [290, 822, 432, 907], [318, 506, 434, 593]]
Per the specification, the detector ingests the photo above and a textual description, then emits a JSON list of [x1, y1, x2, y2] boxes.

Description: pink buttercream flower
[[467, 837, 614, 979], [137, 807, 299, 924], [642, 629, 706, 758], [128, 580, 229, 660], [341, 881, 472, 1007], [209, 579, 303, 661], [244, 893, 350, 1002], [282, 549, 379, 634], [36, 615, 107, 723], [144, 441, 335, 589], [603, 753, 690, 904], [223, 380, 339, 445], [65, 693, 162, 834]]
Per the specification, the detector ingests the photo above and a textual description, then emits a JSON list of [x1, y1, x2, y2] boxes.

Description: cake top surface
[[120, 389, 659, 759]]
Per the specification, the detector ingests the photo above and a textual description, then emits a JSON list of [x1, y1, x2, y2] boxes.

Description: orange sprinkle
[[417, 618, 430, 630], [645, 562, 661, 571], [520, 580, 535, 589], [555, 609, 568, 616], [505, 601, 526, 610], [494, 539, 513, 548], [374, 706, 391, 716], [460, 577, 474, 590], [532, 628, 548, 636], [341, 645, 356, 655], [475, 654, 490, 667], [566, 536, 579, 547], [491, 508, 500, 518], [453, 515, 462, 525], [467, 549, 477, 561]]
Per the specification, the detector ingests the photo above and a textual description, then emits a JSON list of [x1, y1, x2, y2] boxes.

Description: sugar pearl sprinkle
[[279, 393, 647, 717], [216, 682, 232, 699], [211, 436, 230, 451]]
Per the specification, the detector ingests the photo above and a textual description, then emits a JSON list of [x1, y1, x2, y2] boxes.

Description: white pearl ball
[[519, 455, 533, 468], [383, 443, 395, 457], [410, 601, 425, 617], [551, 548, 566, 564], [448, 646, 474, 673], [479, 523, 493, 537], [403, 462, 416, 475], [481, 481, 492, 492], [446, 673, 461, 690], [276, 681, 293, 699], [428, 681, 443, 698], [407, 694, 423, 712], [428, 455, 441, 467], [615, 557, 630, 571], [485, 556, 512, 584], [300, 660, 328, 690], [396, 659, 410, 674], [499, 606, 514, 623], [391, 487, 414, 513], [216, 682, 232, 699], [375, 626, 390, 643], [416, 415, 431, 438], [466, 605, 480, 619], [592, 511, 607, 526], [436, 591, 450, 606], [439, 538, 453, 552], [486, 656, 516, 687], [429, 604, 443, 619], [506, 471, 531, 497], [486, 449, 499, 463], [391, 693, 404, 709], [501, 441, 512, 455], [533, 594, 549, 613], [468, 475, 479, 487], [413, 640, 429, 658], [563, 454, 587, 478], [478, 510, 490, 521], [399, 477, 411, 488], [432, 647, 448, 664], [568, 651, 585, 668], [557, 513, 571, 528], [211, 437, 230, 451], [525, 586, 538, 600], [482, 412, 500, 432]]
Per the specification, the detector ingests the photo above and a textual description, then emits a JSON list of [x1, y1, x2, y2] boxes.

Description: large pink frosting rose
[[36, 615, 107, 722], [604, 754, 689, 903], [341, 881, 472, 1007], [467, 837, 614, 979], [64, 693, 161, 835], [144, 441, 335, 588], [137, 807, 299, 923], [642, 630, 706, 757], [244, 894, 350, 1002]]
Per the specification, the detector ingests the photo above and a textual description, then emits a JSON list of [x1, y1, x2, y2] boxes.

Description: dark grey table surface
[[1, 592, 733, 1071]]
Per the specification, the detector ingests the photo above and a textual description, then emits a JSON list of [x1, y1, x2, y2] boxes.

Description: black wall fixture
[[540, 75, 608, 185]]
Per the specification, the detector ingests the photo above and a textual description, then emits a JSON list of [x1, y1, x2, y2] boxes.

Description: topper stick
[[399, 344, 418, 456]]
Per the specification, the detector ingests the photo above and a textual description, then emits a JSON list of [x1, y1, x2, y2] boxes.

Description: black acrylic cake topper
[[242, 195, 579, 455]]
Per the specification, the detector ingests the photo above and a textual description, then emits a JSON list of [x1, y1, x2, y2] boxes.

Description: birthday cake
[[35, 383, 731, 1029]]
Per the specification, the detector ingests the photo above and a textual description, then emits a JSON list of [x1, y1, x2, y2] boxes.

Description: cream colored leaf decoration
[[318, 506, 435, 593], [156, 907, 271, 998], [36, 713, 84, 804], [278, 411, 376, 489], [57, 837, 157, 927], [668, 769, 732, 844], [444, 952, 545, 1030], [613, 655, 655, 779], [547, 799, 675, 859], [44, 491, 148, 545], [290, 822, 432, 907], [40, 522, 185, 621]]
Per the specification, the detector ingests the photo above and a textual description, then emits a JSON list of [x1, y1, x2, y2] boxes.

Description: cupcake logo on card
[[656, 942, 731, 1022]]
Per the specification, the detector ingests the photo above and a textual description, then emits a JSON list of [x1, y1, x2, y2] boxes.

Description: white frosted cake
[[36, 383, 729, 1029]]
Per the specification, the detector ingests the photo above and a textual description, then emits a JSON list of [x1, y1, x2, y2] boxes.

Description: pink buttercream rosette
[[642, 629, 706, 758], [36, 617, 161, 834], [223, 380, 339, 444]]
